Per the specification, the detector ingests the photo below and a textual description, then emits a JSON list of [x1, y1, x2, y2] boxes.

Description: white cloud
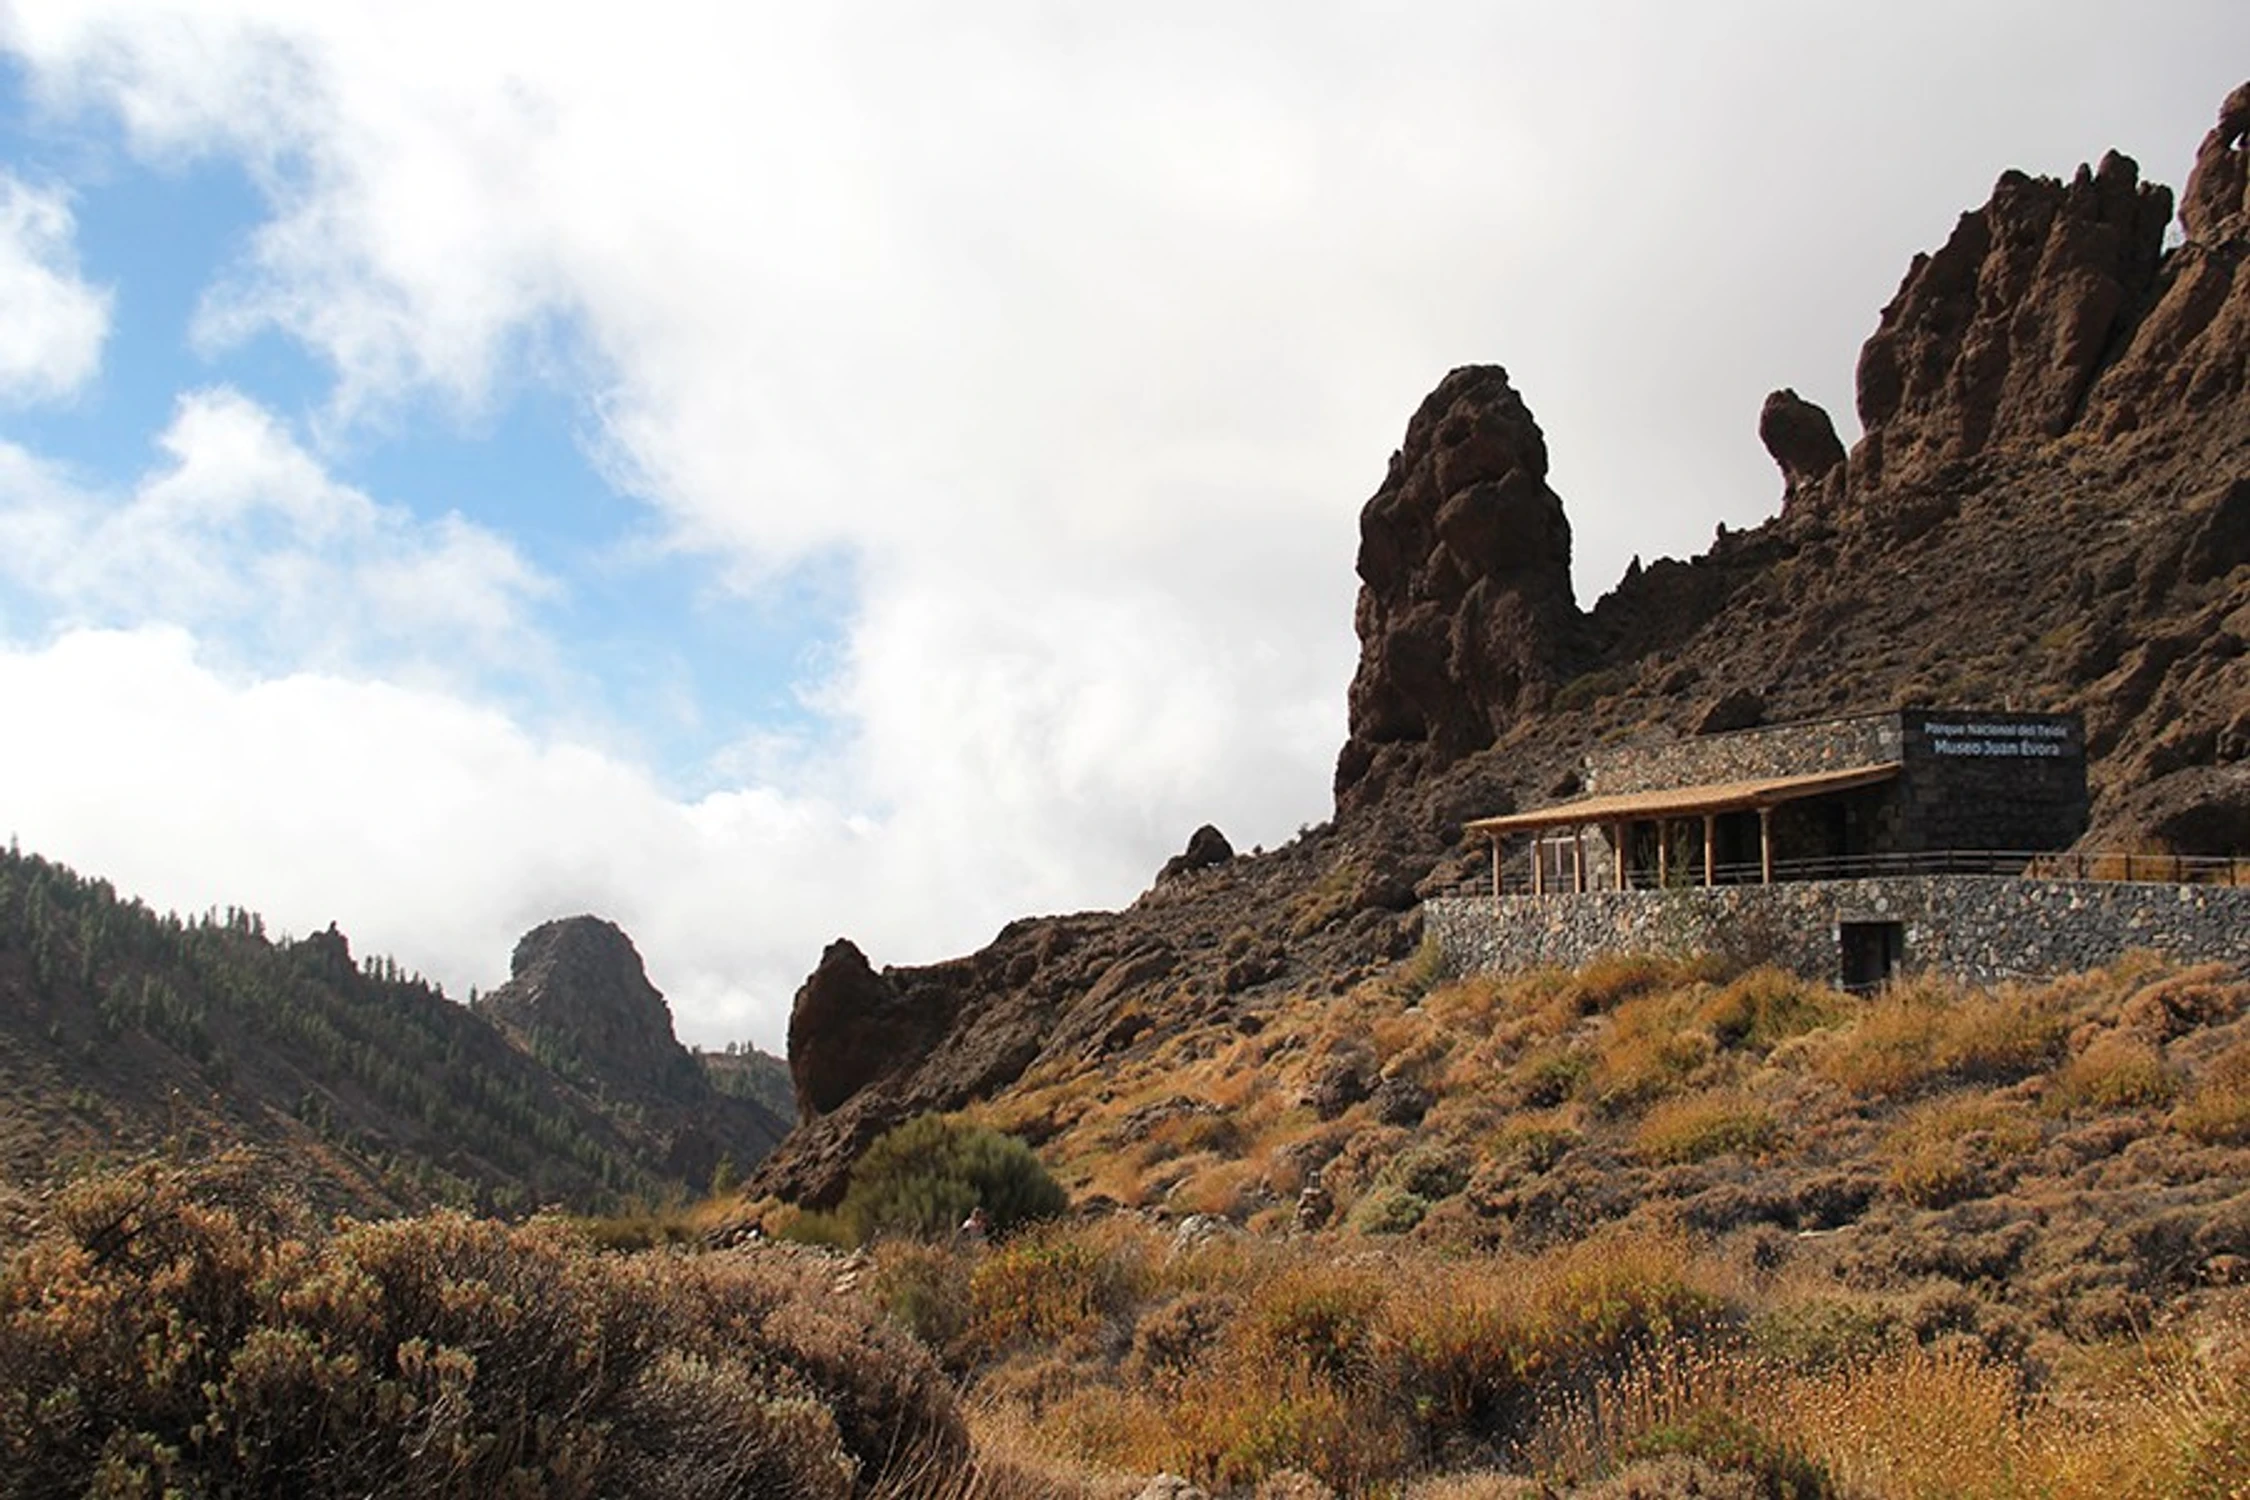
[[4, 2, 2248, 1050], [0, 625, 1068, 1046], [0, 172, 109, 402], [0, 388, 553, 682]]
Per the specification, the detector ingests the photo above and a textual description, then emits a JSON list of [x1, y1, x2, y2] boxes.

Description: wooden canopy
[[1464, 761, 1902, 837]]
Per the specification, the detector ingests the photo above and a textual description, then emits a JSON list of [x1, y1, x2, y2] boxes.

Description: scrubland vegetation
[[7, 950, 2249, 1497]]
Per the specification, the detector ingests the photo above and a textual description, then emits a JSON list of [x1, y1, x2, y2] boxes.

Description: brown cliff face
[[1851, 152, 2173, 492], [1334, 366, 1583, 815], [2080, 84, 2250, 438], [751, 84, 2250, 1211]]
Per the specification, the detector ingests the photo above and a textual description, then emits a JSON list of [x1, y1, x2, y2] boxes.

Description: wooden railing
[[1442, 848, 2249, 899]]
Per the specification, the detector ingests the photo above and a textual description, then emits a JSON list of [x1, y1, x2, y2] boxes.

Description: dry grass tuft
[[1807, 977, 2068, 1097], [1633, 1091, 1779, 1165], [1881, 1096, 2043, 1208], [2172, 1041, 2250, 1146], [2051, 1035, 2180, 1113]]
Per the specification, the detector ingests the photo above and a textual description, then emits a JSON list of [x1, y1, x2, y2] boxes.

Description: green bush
[[832, 1114, 1068, 1244], [1386, 1143, 1471, 1201], [1350, 1186, 1430, 1236]]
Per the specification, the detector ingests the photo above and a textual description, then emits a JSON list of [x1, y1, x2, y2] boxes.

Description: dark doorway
[[1840, 921, 1904, 991]]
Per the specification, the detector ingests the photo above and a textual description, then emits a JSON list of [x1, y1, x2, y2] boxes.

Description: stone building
[[1468, 709, 2088, 899], [1438, 709, 2247, 989]]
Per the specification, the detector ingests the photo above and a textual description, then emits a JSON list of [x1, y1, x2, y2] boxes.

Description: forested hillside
[[0, 842, 754, 1219]]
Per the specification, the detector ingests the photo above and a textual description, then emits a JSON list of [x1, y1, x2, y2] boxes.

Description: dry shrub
[[1423, 975, 1519, 1034], [0, 1155, 968, 1500], [1633, 1092, 1778, 1166], [1511, 1043, 1594, 1107], [1697, 968, 1842, 1053], [1592, 992, 1716, 1112], [1397, 1475, 1542, 1499], [870, 1239, 976, 1358], [1881, 1097, 2042, 1209], [2172, 1041, 2250, 1147], [1778, 1342, 2026, 1496], [2114, 963, 2249, 1041], [1517, 1340, 1826, 1495], [1164, 1359, 1415, 1496], [964, 1219, 1154, 1365], [2051, 1035, 2180, 1113], [1240, 1261, 1388, 1385], [1569, 955, 1705, 1018], [1128, 1290, 1239, 1383], [1810, 979, 2067, 1098], [1483, 1108, 1584, 1173]]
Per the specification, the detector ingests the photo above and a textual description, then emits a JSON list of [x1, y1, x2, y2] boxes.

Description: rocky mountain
[[474, 915, 789, 1185], [0, 847, 782, 1224], [751, 82, 2250, 1208]]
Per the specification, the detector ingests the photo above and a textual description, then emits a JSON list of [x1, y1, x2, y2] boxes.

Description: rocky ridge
[[751, 84, 2250, 1209], [475, 916, 788, 1187]]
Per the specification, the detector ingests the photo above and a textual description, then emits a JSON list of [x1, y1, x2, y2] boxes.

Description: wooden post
[[1572, 828, 1586, 893], [1657, 820, 1669, 887], [1703, 814, 1717, 887], [1613, 822, 1628, 891], [1491, 835, 1503, 902], [1759, 807, 1773, 884], [1532, 835, 1545, 897]]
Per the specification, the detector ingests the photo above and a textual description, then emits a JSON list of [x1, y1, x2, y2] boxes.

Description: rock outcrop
[[2080, 85, 2250, 438], [2184, 81, 2250, 241], [1157, 825, 1236, 883], [1851, 151, 2173, 492], [1758, 389, 1847, 511], [477, 916, 787, 1186], [788, 939, 957, 1122], [477, 917, 701, 1099], [1334, 366, 1583, 814]]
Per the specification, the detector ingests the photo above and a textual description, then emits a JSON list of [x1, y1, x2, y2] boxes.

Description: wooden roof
[[1463, 761, 1903, 836]]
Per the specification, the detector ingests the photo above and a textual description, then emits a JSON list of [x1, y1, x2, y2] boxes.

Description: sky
[[0, 3, 2243, 1050]]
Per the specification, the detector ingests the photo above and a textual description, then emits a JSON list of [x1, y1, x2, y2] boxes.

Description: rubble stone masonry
[[1427, 875, 2250, 986]]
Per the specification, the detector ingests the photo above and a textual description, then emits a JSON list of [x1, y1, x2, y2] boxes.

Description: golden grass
[[2172, 1041, 2250, 1146], [1881, 1095, 2043, 1208], [1632, 1090, 1778, 1165], [1807, 976, 2068, 1097], [2051, 1034, 2180, 1112]]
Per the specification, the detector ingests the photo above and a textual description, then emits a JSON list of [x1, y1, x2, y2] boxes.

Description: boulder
[[1759, 388, 1847, 511]]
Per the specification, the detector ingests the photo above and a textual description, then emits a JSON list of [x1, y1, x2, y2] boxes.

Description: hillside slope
[[0, 845, 785, 1223], [751, 82, 2250, 1208]]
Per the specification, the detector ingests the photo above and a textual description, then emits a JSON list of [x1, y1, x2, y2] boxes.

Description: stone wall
[[1427, 875, 2250, 987], [1585, 711, 1902, 794]]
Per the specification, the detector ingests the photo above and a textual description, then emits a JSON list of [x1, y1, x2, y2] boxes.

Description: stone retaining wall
[[1585, 712, 1902, 794], [1426, 876, 2250, 986]]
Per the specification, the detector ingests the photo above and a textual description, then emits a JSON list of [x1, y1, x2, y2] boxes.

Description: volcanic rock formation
[[1758, 389, 1848, 512], [1334, 366, 1583, 815], [477, 916, 787, 1184]]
